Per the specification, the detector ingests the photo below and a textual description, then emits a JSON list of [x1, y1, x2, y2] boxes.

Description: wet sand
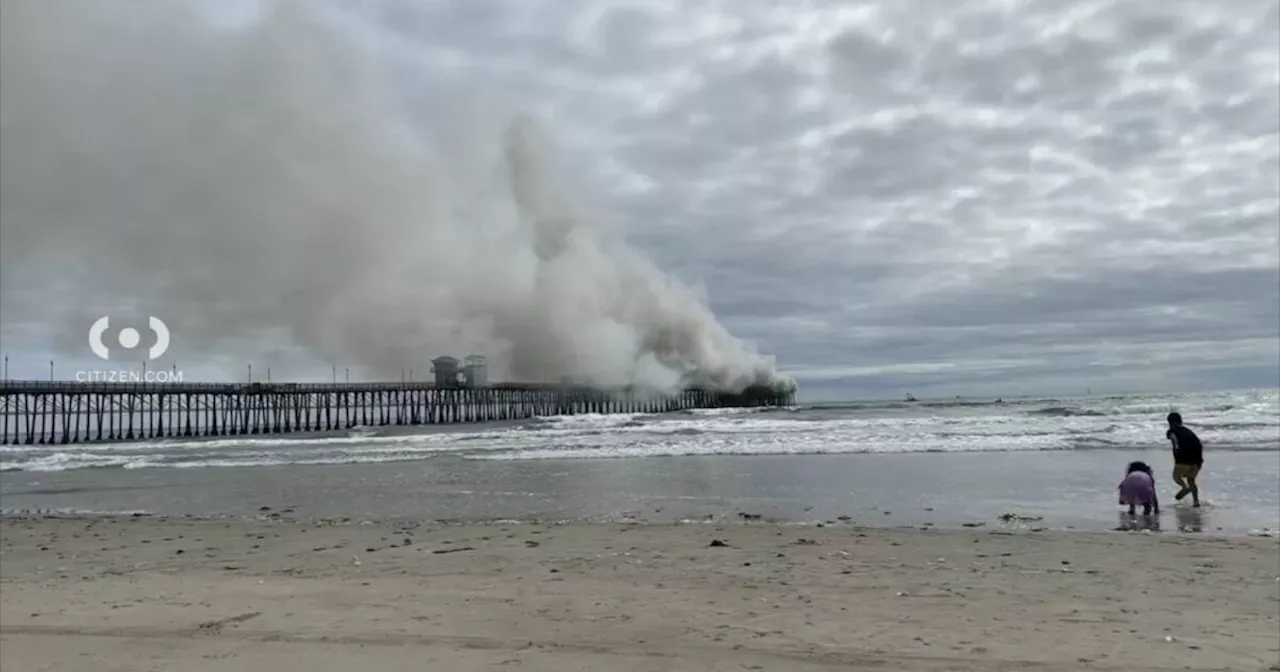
[[2, 514, 1278, 671], [5, 450, 1279, 534]]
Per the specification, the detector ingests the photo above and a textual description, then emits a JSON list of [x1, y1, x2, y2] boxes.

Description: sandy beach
[[2, 514, 1277, 671]]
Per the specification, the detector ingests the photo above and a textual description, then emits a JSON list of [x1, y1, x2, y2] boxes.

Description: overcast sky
[[2, 0, 1278, 399]]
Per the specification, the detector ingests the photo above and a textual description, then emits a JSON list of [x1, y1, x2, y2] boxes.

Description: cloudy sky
[[2, 0, 1278, 399]]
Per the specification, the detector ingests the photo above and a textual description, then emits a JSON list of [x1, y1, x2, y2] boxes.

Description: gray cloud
[[1, 0, 1277, 398]]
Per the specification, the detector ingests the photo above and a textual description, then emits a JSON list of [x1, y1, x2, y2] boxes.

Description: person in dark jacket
[[1166, 412, 1204, 507]]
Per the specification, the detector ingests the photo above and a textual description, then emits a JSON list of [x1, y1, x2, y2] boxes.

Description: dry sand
[[2, 514, 1277, 671]]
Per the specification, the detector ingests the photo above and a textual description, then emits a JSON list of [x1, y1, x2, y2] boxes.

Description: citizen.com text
[[75, 369, 185, 384]]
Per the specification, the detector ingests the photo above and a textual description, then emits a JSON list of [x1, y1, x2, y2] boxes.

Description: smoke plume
[[0, 0, 793, 394]]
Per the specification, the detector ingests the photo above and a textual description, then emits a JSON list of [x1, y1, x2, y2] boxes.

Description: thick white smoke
[[0, 0, 793, 394]]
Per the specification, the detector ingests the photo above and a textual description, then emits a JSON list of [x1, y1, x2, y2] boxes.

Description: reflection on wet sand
[[1114, 506, 1209, 533], [1116, 510, 1162, 532], [1175, 505, 1206, 532]]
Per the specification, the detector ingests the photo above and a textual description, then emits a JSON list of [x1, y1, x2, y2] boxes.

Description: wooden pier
[[0, 380, 795, 445]]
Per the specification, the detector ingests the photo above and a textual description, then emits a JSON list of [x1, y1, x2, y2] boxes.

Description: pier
[[0, 380, 794, 445]]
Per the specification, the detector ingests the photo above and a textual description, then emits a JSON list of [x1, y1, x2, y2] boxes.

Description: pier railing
[[0, 379, 794, 445]]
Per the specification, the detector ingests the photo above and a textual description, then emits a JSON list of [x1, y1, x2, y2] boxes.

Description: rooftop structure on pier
[[430, 356, 459, 387], [462, 355, 487, 387], [431, 354, 488, 387]]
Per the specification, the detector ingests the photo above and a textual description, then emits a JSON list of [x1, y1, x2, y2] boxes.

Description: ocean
[[2, 389, 1277, 533]]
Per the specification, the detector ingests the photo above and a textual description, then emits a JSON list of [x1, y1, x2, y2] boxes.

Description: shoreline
[[1, 507, 1276, 539], [5, 449, 1277, 536], [3, 514, 1278, 671]]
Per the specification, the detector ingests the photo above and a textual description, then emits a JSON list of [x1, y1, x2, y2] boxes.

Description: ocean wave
[[800, 399, 1011, 412], [466, 440, 1277, 462], [1026, 406, 1107, 417], [3, 434, 1274, 472], [681, 407, 775, 417], [0, 430, 470, 454], [1110, 403, 1237, 415], [1191, 421, 1278, 430], [1025, 403, 1246, 418]]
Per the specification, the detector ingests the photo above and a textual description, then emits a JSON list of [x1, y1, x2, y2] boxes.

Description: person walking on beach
[[1165, 412, 1203, 507]]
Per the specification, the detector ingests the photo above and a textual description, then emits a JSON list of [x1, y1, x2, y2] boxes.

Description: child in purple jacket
[[1119, 461, 1160, 516]]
